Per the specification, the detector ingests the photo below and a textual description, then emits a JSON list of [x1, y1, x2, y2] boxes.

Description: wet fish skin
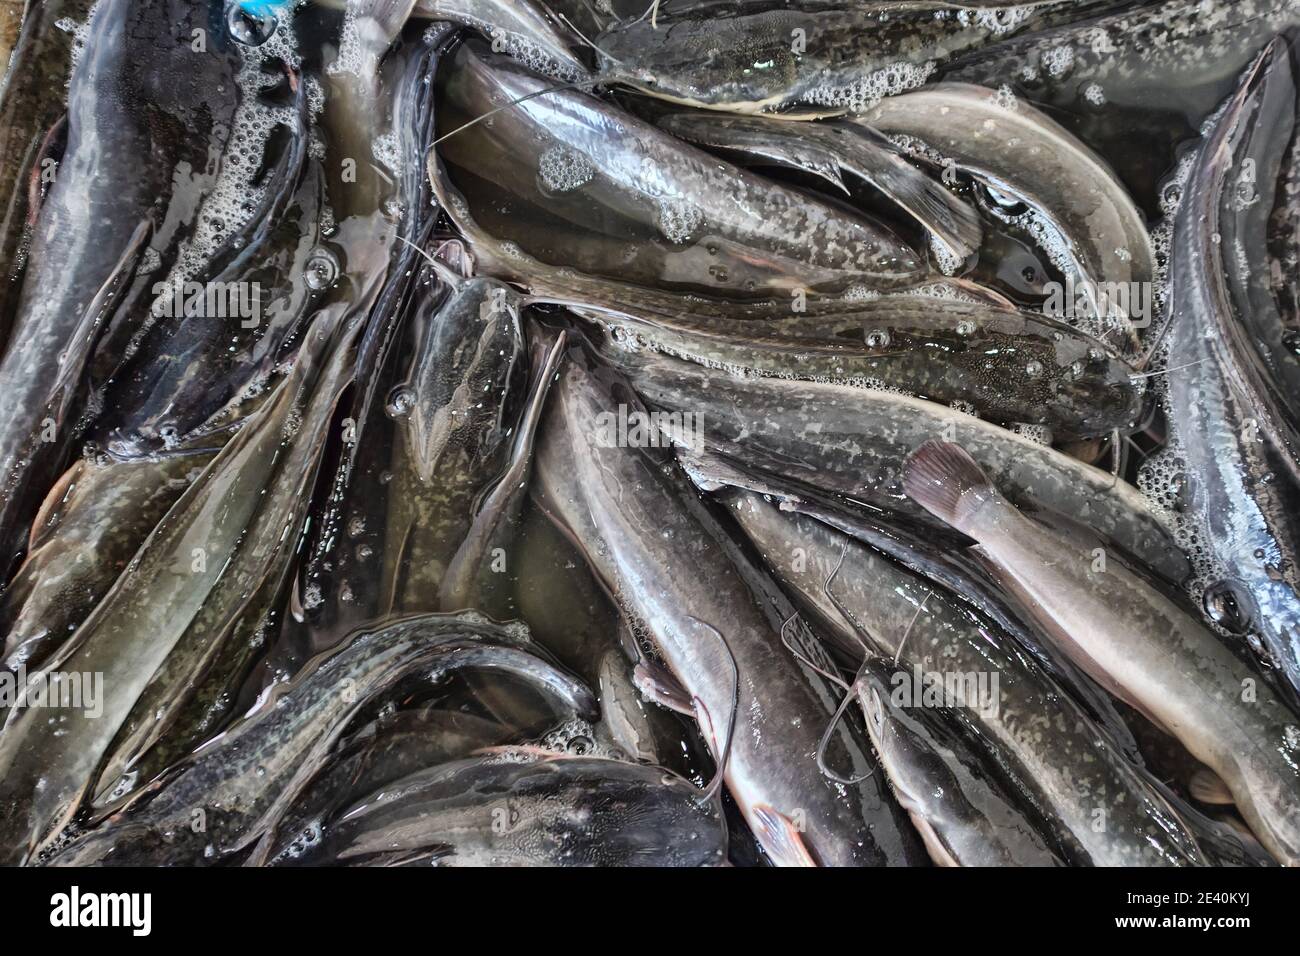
[[0, 0, 244, 588], [616, 348, 1188, 585], [47, 615, 592, 866], [859, 82, 1154, 355], [0, 0, 97, 352], [0, 307, 355, 864], [268, 708, 518, 861], [1167, 40, 1300, 694], [677, 446, 1146, 758], [379, 275, 527, 614], [588, 293, 1142, 439], [438, 323, 567, 611], [415, 0, 588, 78], [91, 73, 319, 457], [438, 42, 925, 297], [725, 489, 1267, 866], [0, 448, 214, 674], [429, 144, 997, 321], [1243, 33, 1300, 426], [903, 440, 1300, 866], [657, 111, 983, 258], [288, 23, 455, 643], [947, 0, 1300, 102], [534, 351, 928, 866], [853, 655, 1065, 867], [592, 2, 1114, 115], [278, 755, 727, 867]]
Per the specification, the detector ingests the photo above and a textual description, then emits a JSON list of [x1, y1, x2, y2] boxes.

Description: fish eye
[[1202, 580, 1255, 635]]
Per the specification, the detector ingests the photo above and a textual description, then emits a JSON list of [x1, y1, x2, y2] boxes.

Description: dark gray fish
[[1201, 37, 1300, 476], [0, 0, 245, 587], [1166, 39, 1300, 694], [437, 42, 925, 297], [430, 142, 995, 321], [657, 112, 982, 258], [727, 489, 1267, 866], [415, 0, 588, 78], [533, 352, 928, 866], [0, 0, 97, 351], [438, 323, 567, 611], [614, 349, 1188, 584], [946, 0, 1300, 104], [286, 21, 457, 643], [0, 447, 215, 674], [904, 440, 1300, 865], [277, 754, 727, 867], [852, 655, 1064, 867], [267, 708, 519, 862], [675, 445, 1145, 759], [592, 1, 1128, 115], [1266, 39, 1300, 346], [0, 304, 358, 864], [46, 614, 593, 865], [859, 82, 1154, 354], [91, 69, 319, 457], [587, 293, 1142, 439]]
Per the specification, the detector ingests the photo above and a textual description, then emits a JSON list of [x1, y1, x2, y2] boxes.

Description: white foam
[[804, 61, 936, 115], [538, 146, 594, 194]]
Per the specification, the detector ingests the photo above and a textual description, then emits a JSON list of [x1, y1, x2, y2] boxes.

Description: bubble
[[385, 385, 416, 419], [658, 199, 703, 244], [1041, 45, 1075, 78], [804, 60, 935, 114], [304, 250, 339, 291], [227, 3, 277, 47], [538, 146, 594, 193], [865, 329, 892, 349], [1024, 359, 1044, 379]]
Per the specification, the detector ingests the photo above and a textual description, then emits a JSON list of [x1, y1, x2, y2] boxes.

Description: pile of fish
[[0, 0, 1298, 867]]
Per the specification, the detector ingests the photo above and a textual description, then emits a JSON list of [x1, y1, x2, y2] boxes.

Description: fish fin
[[751, 804, 818, 867], [902, 440, 996, 534], [632, 659, 695, 716], [811, 161, 851, 196], [1189, 766, 1235, 805]]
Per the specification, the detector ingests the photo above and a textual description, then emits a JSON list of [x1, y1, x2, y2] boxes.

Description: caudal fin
[[902, 440, 995, 533]]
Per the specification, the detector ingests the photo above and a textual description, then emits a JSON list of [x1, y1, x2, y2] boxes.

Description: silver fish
[[657, 112, 982, 259], [1166, 39, 1300, 692], [47, 614, 594, 865], [859, 82, 1155, 354], [277, 754, 727, 867], [903, 440, 1300, 865], [615, 349, 1187, 584], [726, 489, 1265, 866], [533, 352, 928, 866]]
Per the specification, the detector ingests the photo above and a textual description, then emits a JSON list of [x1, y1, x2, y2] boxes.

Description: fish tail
[[902, 440, 996, 533]]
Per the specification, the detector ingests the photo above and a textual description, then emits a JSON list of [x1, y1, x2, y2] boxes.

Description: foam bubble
[[538, 146, 594, 193], [804, 61, 935, 114]]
